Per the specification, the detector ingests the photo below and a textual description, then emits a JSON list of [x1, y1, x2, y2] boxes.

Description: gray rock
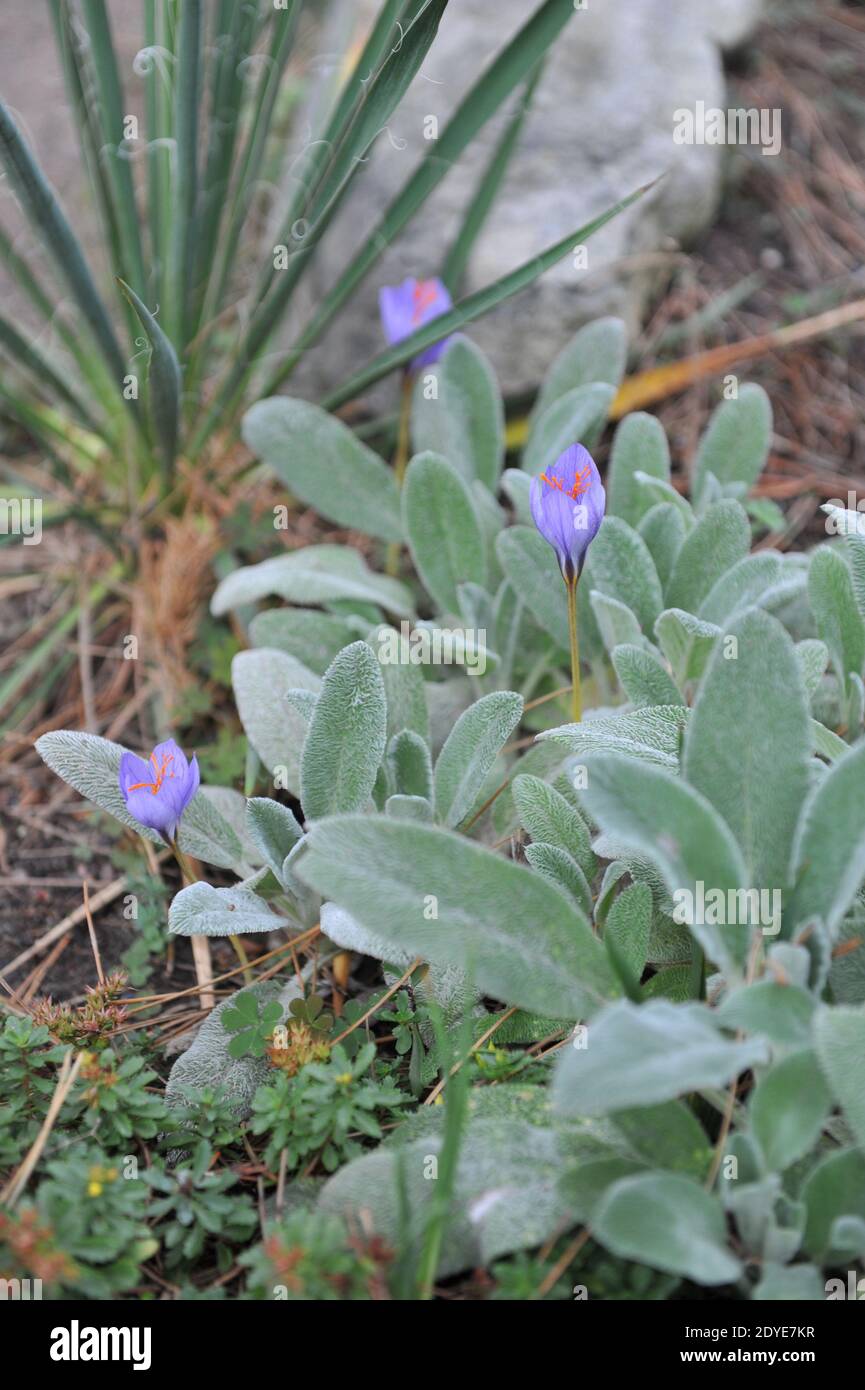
[[291, 0, 766, 403], [707, 0, 768, 51]]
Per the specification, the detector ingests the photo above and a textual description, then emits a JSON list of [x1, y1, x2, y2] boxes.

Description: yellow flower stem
[[566, 574, 582, 724], [229, 933, 252, 978], [385, 370, 415, 577]]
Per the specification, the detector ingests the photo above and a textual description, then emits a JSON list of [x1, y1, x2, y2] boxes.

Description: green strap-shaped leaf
[[0, 98, 126, 384], [532, 316, 627, 422], [199, 3, 301, 330], [814, 1006, 865, 1154], [750, 1049, 832, 1172], [524, 841, 592, 916], [553, 998, 767, 1116], [441, 60, 545, 295], [294, 815, 618, 1018], [512, 772, 596, 878], [808, 545, 865, 690], [266, 0, 407, 261], [410, 337, 505, 490], [612, 644, 684, 708], [387, 730, 433, 801], [300, 641, 387, 820], [0, 220, 114, 413], [582, 516, 664, 636], [294, 0, 450, 234], [80, 0, 148, 300], [403, 451, 486, 613], [48, 0, 129, 330], [232, 648, 320, 797], [0, 312, 101, 433], [495, 526, 569, 651], [788, 737, 865, 940], [576, 753, 750, 974], [539, 706, 689, 771], [682, 607, 811, 892], [666, 499, 750, 613], [211, 545, 414, 618], [242, 397, 403, 543], [607, 411, 671, 527], [639, 502, 687, 592], [188, 0, 260, 331], [433, 690, 523, 829], [193, 0, 449, 440], [523, 382, 615, 477], [166, 0, 202, 347], [592, 1172, 742, 1285], [118, 278, 181, 476], [692, 383, 772, 509]]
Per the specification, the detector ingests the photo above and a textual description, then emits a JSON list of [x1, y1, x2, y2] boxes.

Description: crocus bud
[[378, 276, 453, 370], [530, 443, 606, 583], [119, 739, 200, 843]]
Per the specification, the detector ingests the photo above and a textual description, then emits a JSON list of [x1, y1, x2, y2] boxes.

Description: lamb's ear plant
[[35, 321, 865, 1295]]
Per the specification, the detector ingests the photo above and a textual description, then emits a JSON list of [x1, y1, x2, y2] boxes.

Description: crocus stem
[[566, 574, 582, 723], [168, 841, 214, 1010], [385, 370, 414, 577], [191, 937, 216, 1012], [229, 932, 252, 980], [169, 840, 252, 998]]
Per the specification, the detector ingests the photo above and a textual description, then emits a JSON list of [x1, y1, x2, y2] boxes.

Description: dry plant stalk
[[134, 516, 218, 709]]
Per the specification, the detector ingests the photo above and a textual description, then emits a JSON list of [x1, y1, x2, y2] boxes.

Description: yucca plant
[[0, 0, 651, 499], [1, 0, 651, 734]]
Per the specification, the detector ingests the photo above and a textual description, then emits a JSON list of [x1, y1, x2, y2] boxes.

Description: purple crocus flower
[[379, 276, 453, 370], [530, 443, 606, 582], [118, 738, 199, 843]]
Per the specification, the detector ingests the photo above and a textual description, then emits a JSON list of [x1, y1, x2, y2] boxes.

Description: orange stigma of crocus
[[539, 463, 592, 502], [411, 280, 439, 324], [128, 751, 175, 796]]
